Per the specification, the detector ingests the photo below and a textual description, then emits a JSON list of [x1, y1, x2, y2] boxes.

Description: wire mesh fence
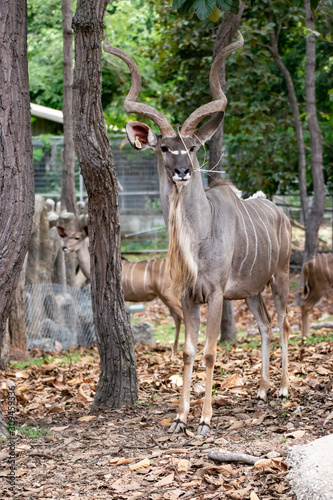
[[32, 135, 333, 250], [25, 283, 95, 350]]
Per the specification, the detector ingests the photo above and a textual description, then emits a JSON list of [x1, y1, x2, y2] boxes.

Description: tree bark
[[0, 0, 34, 432], [61, 0, 78, 217], [72, 0, 138, 408], [303, 0, 325, 261], [268, 25, 308, 226], [9, 269, 29, 361], [209, 6, 244, 344]]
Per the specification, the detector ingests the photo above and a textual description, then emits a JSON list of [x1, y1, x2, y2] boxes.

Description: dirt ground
[[1, 271, 333, 499]]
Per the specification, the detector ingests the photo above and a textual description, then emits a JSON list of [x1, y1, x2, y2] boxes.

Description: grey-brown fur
[[104, 32, 292, 435]]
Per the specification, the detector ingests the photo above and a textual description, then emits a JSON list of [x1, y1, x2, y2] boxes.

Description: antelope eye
[[161, 146, 168, 153], [189, 146, 195, 152], [75, 237, 80, 240]]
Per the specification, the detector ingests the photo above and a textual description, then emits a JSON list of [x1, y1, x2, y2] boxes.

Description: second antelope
[[57, 226, 183, 351], [104, 31, 292, 435], [299, 253, 333, 337]]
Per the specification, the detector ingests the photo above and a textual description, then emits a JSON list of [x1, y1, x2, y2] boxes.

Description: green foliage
[[13, 425, 50, 440], [9, 356, 54, 369], [28, 0, 65, 109], [172, 0, 321, 20], [27, 0, 332, 198]]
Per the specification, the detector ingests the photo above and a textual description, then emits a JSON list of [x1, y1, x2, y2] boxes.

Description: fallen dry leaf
[[177, 458, 191, 472], [129, 458, 150, 471], [15, 371, 30, 379], [109, 457, 131, 466], [50, 425, 69, 432], [155, 472, 174, 487], [220, 373, 244, 389], [286, 430, 306, 439], [77, 415, 96, 422], [76, 384, 93, 403]]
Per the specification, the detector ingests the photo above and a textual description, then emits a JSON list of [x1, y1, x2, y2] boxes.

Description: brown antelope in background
[[300, 253, 333, 337], [104, 31, 292, 435], [57, 226, 183, 351]]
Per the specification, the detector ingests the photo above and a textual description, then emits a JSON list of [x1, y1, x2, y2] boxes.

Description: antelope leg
[[168, 298, 200, 434], [197, 291, 223, 435], [246, 294, 271, 401], [271, 273, 290, 397]]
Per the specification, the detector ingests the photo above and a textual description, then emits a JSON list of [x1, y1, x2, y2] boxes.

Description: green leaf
[[310, 0, 320, 11], [216, 0, 240, 14], [320, 112, 331, 120], [192, 0, 216, 20], [172, 0, 189, 9], [288, 0, 302, 6]]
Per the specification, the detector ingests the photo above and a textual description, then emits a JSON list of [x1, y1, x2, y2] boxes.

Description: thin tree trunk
[[268, 26, 308, 226], [208, 4, 245, 185], [61, 0, 77, 217], [303, 0, 325, 261], [72, 0, 138, 408], [0, 0, 34, 432], [209, 6, 244, 344]]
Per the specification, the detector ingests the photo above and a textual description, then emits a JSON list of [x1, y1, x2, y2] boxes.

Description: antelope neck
[[157, 155, 211, 238]]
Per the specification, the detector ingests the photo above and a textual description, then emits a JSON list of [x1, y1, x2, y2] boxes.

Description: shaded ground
[[1, 271, 333, 499]]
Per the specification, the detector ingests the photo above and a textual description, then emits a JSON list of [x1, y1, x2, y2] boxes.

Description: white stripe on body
[[283, 218, 290, 259], [235, 204, 249, 272], [130, 262, 138, 295], [250, 203, 272, 272], [240, 201, 258, 274], [160, 260, 165, 294], [152, 260, 156, 289], [324, 254, 332, 283], [143, 260, 150, 291], [260, 199, 283, 245]]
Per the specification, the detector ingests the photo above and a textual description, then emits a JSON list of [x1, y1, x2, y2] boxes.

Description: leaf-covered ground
[[1, 271, 333, 499]]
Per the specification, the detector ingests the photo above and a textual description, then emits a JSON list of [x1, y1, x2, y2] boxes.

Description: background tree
[[208, 5, 245, 343], [0, 0, 35, 433], [61, 0, 77, 217], [72, 0, 138, 408], [303, 0, 325, 260]]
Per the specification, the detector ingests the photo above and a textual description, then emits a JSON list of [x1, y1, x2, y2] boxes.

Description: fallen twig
[[310, 322, 333, 330], [208, 450, 260, 465]]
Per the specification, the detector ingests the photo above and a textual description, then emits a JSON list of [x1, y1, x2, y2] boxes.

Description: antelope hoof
[[257, 387, 268, 402], [279, 386, 289, 399], [168, 419, 186, 434], [197, 422, 210, 435]]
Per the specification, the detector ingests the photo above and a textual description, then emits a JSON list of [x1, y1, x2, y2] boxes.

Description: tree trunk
[[25, 196, 52, 285], [9, 269, 29, 361], [58, 210, 77, 286], [0, 0, 34, 433], [268, 26, 308, 226], [209, 6, 244, 344], [220, 300, 236, 343], [72, 0, 138, 408], [303, 0, 325, 261], [61, 0, 77, 217], [0, 324, 10, 371]]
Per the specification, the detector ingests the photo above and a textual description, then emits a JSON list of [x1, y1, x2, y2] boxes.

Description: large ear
[[82, 225, 89, 237], [126, 121, 158, 151], [57, 226, 67, 238], [194, 112, 224, 145]]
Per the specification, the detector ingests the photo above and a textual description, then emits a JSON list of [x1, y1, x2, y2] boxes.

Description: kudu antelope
[[300, 253, 333, 337], [56, 226, 183, 351], [104, 32, 292, 435]]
